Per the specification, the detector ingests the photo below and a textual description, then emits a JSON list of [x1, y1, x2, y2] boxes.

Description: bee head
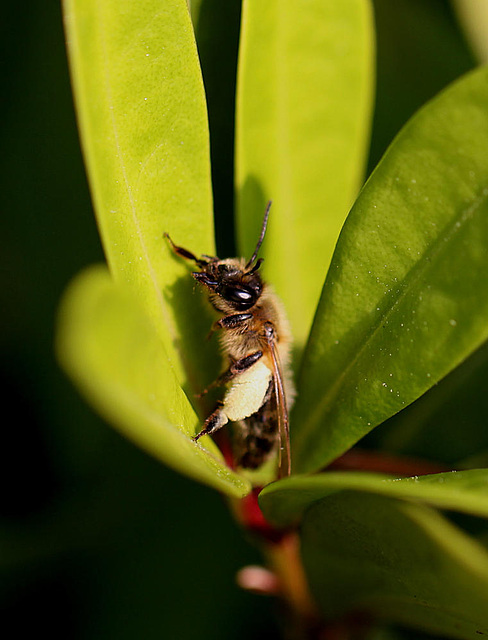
[[193, 262, 263, 311], [166, 201, 271, 312], [192, 201, 271, 311]]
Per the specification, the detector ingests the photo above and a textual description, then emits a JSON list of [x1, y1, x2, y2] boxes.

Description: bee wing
[[265, 325, 291, 478]]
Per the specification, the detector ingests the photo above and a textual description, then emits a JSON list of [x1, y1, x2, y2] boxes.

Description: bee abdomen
[[238, 433, 276, 469]]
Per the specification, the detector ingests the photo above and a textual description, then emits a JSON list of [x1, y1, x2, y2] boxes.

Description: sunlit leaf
[[374, 338, 488, 467], [235, 0, 374, 352], [294, 66, 488, 473], [63, 0, 215, 392], [260, 468, 488, 527], [57, 266, 251, 498], [453, 0, 488, 63]]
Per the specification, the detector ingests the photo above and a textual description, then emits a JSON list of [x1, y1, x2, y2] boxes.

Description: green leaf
[[453, 0, 488, 63], [56, 266, 251, 498], [188, 0, 204, 26], [235, 0, 375, 351], [301, 493, 488, 638], [293, 66, 488, 473], [259, 469, 488, 528], [63, 0, 215, 391], [375, 339, 488, 467]]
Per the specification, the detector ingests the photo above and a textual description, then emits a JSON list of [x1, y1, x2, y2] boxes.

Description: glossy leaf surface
[[374, 338, 488, 467], [63, 0, 215, 390], [301, 493, 488, 638], [57, 266, 251, 497], [294, 66, 488, 473], [260, 468, 488, 527], [235, 0, 374, 350]]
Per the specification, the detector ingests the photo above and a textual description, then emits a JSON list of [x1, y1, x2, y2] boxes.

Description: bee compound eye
[[222, 285, 255, 307], [230, 287, 252, 302]]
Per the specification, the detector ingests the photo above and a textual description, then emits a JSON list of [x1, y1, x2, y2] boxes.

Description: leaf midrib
[[97, 2, 176, 345], [295, 185, 488, 462]]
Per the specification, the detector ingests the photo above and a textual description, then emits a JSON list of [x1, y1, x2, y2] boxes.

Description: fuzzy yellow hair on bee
[[165, 202, 294, 477]]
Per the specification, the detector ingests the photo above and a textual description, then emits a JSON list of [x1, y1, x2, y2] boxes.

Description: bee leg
[[196, 350, 263, 398], [220, 350, 263, 383], [218, 313, 253, 329], [195, 377, 222, 398], [206, 313, 253, 341], [193, 402, 228, 441]]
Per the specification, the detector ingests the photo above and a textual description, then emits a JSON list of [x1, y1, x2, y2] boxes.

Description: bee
[[165, 202, 294, 478]]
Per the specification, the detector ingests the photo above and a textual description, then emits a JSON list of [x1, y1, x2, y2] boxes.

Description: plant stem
[[267, 532, 318, 620]]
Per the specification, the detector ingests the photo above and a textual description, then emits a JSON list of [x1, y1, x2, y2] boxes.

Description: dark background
[[0, 1, 475, 638]]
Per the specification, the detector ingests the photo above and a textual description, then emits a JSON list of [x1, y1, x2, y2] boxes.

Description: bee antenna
[[245, 200, 272, 270]]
